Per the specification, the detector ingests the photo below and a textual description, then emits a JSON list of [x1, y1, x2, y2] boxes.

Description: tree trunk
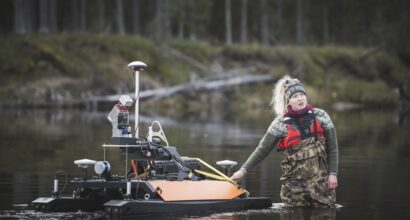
[[39, 0, 50, 33], [153, 0, 163, 41], [116, 0, 125, 34], [240, 0, 248, 44], [102, 0, 113, 33], [187, 0, 196, 40], [13, 0, 26, 33], [50, 0, 57, 31], [177, 13, 184, 39], [71, 0, 85, 32], [276, 0, 283, 44], [14, 0, 34, 34], [80, 0, 86, 32], [98, 0, 105, 32], [225, 0, 232, 45], [71, 0, 79, 31], [341, 1, 347, 44], [260, 0, 269, 45], [322, 0, 329, 44], [39, 0, 57, 33], [163, 0, 171, 39], [132, 0, 140, 34], [296, 0, 305, 45]]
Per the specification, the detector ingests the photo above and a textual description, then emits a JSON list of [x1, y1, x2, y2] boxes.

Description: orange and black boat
[[31, 61, 272, 219]]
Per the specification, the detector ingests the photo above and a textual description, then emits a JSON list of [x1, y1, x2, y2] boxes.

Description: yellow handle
[[190, 157, 250, 196]]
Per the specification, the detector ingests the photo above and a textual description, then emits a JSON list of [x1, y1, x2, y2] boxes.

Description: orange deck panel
[[147, 180, 246, 201]]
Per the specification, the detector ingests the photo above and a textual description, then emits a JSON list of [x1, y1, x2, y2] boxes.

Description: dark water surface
[[0, 108, 409, 219]]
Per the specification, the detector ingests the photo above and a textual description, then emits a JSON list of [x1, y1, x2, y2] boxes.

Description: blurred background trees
[[1, 0, 409, 109], [1, 0, 409, 55]]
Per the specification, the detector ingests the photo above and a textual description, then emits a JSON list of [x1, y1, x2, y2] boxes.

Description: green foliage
[[169, 40, 220, 64], [332, 79, 398, 105], [365, 52, 408, 82], [0, 34, 193, 105], [0, 34, 407, 109], [221, 45, 279, 62]]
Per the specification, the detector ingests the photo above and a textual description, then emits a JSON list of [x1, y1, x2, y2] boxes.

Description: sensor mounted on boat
[[107, 95, 133, 138], [74, 159, 96, 169]]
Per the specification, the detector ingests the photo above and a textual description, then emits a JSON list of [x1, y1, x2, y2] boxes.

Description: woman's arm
[[231, 119, 284, 182], [314, 108, 339, 175], [324, 127, 339, 189], [241, 132, 280, 172], [324, 127, 339, 175], [314, 108, 339, 189]]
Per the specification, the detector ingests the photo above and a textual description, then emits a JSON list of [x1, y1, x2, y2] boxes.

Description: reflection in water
[[0, 108, 409, 219], [279, 207, 336, 220], [181, 203, 339, 220], [0, 210, 105, 219]]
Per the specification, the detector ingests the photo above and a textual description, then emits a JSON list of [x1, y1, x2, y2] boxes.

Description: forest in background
[[2, 0, 410, 53], [0, 0, 409, 114]]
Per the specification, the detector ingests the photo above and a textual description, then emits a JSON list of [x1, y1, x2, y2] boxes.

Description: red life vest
[[278, 112, 325, 150]]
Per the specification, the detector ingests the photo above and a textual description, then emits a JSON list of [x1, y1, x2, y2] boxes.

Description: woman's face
[[288, 92, 307, 111]]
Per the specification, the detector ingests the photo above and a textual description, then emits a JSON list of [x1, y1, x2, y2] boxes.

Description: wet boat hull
[[32, 196, 272, 218], [32, 197, 103, 212], [105, 197, 272, 219]]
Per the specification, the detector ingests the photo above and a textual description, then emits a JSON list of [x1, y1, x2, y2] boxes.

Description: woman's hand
[[328, 174, 338, 190], [231, 169, 246, 182]]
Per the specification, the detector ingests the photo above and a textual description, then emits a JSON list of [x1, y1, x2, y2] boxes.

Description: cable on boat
[[148, 141, 249, 196]]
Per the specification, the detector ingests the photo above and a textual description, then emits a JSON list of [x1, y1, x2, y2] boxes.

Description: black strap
[[312, 112, 318, 141]]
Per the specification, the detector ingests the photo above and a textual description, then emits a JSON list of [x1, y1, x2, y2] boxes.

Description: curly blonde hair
[[270, 75, 304, 115]]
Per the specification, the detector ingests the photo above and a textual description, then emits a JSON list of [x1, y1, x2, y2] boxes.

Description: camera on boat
[[108, 95, 133, 138]]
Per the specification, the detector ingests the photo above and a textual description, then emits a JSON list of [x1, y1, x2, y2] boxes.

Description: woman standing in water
[[231, 75, 338, 207]]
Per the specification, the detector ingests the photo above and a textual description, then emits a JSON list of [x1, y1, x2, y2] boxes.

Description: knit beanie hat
[[284, 80, 306, 100]]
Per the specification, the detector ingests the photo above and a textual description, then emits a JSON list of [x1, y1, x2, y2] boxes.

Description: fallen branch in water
[[90, 73, 277, 103]]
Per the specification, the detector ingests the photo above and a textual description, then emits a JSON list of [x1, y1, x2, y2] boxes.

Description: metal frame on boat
[[31, 61, 272, 219]]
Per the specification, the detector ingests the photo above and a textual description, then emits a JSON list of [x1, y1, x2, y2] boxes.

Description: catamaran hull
[[104, 197, 272, 219], [32, 197, 103, 212], [32, 196, 272, 218]]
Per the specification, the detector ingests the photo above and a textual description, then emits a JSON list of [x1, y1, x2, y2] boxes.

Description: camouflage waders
[[280, 137, 336, 208]]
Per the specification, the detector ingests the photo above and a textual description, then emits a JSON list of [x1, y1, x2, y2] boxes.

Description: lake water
[[0, 107, 409, 219]]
